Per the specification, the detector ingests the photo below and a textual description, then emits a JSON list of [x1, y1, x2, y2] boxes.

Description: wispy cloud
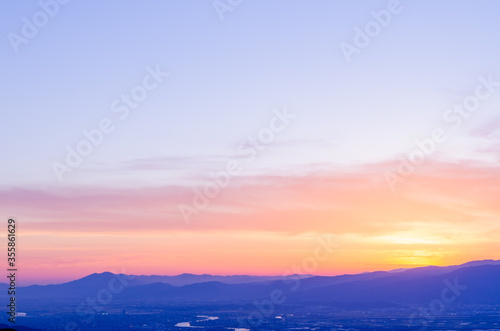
[[3, 159, 499, 237]]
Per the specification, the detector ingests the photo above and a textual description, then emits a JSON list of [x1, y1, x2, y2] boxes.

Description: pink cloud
[[2, 160, 499, 237]]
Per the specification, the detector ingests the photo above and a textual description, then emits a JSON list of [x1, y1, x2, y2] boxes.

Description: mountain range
[[3, 260, 500, 308]]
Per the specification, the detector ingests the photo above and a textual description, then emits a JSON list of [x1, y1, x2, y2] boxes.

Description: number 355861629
[[8, 219, 16, 268]]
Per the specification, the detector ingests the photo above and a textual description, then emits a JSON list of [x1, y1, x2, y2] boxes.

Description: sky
[[1, 0, 500, 285]]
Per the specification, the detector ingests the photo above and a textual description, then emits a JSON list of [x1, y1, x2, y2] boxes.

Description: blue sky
[[1, 0, 500, 186]]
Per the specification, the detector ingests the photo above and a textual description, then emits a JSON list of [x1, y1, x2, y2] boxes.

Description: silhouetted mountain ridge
[[292, 264, 500, 305], [2, 260, 499, 307]]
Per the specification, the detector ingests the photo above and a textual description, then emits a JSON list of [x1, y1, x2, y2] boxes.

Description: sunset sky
[[1, 1, 500, 285]]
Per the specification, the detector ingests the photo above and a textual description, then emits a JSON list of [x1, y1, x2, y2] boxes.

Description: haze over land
[[3, 260, 500, 330]]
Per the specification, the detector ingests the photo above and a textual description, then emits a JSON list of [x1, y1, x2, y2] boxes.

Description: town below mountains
[[2, 259, 500, 330]]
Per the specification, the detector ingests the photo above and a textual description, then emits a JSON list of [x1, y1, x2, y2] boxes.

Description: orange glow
[[5, 160, 500, 285]]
